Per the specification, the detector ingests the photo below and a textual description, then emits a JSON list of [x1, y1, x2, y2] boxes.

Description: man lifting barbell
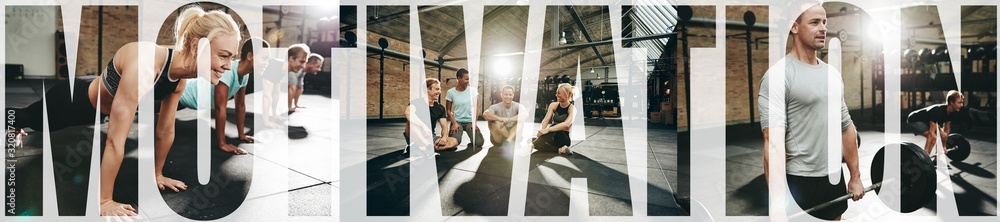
[[799, 139, 959, 216], [757, 3, 864, 220], [906, 90, 964, 156]]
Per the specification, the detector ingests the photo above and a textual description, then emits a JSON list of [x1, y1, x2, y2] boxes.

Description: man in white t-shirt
[[482, 85, 524, 146], [757, 3, 863, 220], [290, 53, 323, 110]]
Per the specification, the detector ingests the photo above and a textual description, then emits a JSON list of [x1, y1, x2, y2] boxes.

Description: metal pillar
[[744, 11, 756, 124], [378, 38, 388, 119], [438, 58, 444, 104], [676, 5, 692, 206]]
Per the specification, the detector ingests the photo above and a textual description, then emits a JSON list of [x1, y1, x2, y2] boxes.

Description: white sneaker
[[559, 146, 573, 156]]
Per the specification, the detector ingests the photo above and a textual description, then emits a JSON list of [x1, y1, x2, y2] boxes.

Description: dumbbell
[[991, 45, 998, 60], [902, 49, 918, 67], [933, 46, 949, 63], [968, 45, 986, 60], [918, 48, 934, 65]]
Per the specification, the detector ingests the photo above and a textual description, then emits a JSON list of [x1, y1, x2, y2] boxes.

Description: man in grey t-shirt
[[483, 85, 523, 146], [757, 3, 863, 220]]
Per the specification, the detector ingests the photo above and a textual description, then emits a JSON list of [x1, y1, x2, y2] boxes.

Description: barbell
[[800, 133, 972, 216]]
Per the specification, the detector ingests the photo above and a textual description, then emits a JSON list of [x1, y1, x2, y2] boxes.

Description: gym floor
[[363, 119, 684, 216], [5, 79, 337, 219], [725, 123, 998, 218]]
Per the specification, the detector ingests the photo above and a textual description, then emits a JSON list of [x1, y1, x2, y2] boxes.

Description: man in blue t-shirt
[[178, 38, 270, 154], [446, 68, 484, 148]]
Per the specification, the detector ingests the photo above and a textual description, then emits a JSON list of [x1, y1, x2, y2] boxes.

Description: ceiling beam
[[437, 6, 608, 59], [340, 6, 444, 31], [542, 8, 608, 45], [566, 6, 607, 65], [540, 36, 613, 68], [442, 32, 673, 62], [550, 53, 615, 75], [961, 6, 984, 20], [437, 6, 512, 59]]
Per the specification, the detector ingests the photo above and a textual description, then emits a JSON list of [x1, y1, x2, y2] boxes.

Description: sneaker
[[11, 128, 25, 148], [559, 146, 573, 156]]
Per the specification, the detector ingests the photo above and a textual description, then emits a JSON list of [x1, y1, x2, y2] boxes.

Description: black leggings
[[533, 130, 570, 152], [8, 76, 102, 132]]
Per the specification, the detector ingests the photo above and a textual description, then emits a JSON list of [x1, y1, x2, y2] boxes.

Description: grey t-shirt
[[758, 54, 853, 177], [487, 102, 520, 128]]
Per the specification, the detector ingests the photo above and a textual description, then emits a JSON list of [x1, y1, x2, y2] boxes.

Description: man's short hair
[[785, 0, 823, 41], [456, 68, 469, 78], [947, 90, 964, 104], [288, 43, 310, 59], [240, 37, 270, 60], [790, 0, 823, 24], [426, 78, 440, 89], [501, 85, 515, 93], [307, 53, 324, 63]]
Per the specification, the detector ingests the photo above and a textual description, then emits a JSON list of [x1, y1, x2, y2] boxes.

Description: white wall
[[5, 6, 57, 79]]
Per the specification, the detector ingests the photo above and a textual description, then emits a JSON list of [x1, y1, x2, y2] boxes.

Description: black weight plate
[[946, 133, 971, 162], [871, 142, 936, 213]]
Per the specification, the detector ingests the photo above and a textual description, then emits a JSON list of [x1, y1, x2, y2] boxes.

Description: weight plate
[[871, 142, 936, 213], [946, 133, 971, 162]]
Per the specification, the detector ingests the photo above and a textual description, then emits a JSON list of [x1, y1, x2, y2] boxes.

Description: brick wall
[[674, 6, 717, 128], [55, 6, 137, 77], [366, 31, 470, 118], [674, 6, 885, 127], [824, 8, 881, 118], [725, 6, 769, 125]]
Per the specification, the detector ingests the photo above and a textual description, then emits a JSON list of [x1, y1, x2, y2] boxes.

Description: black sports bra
[[102, 48, 179, 101], [552, 102, 570, 125]]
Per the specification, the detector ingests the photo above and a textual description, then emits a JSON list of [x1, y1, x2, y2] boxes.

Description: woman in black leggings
[[6, 6, 242, 217], [533, 83, 576, 155]]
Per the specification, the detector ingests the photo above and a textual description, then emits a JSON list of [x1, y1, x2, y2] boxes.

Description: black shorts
[[907, 121, 930, 135], [263, 59, 287, 84], [787, 174, 847, 220]]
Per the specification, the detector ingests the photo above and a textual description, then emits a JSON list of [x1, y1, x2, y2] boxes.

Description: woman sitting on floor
[[533, 83, 576, 155]]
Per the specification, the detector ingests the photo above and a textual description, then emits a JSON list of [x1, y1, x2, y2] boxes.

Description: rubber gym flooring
[[6, 79, 682, 219], [725, 123, 998, 218], [363, 119, 685, 217], [5, 79, 336, 219]]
